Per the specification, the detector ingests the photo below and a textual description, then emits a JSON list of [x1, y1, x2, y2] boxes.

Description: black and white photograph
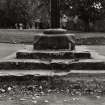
[[0, 0, 105, 105]]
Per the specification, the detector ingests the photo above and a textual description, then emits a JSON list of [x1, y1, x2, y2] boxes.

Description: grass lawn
[[0, 29, 37, 44], [0, 29, 105, 45]]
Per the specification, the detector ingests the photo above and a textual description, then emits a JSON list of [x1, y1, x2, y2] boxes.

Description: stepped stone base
[[0, 29, 104, 75], [16, 50, 91, 59], [0, 59, 105, 70]]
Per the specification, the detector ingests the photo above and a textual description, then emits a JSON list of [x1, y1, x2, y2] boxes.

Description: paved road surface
[[0, 94, 104, 105]]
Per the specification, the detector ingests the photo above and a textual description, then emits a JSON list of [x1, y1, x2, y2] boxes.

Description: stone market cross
[[0, 0, 100, 77]]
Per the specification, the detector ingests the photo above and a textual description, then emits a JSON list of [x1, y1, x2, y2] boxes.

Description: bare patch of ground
[[0, 75, 105, 105]]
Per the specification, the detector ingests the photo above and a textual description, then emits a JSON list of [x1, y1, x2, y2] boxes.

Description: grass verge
[[0, 29, 105, 45]]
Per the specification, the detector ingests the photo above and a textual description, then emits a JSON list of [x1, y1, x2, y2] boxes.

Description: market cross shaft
[[50, 0, 60, 28]]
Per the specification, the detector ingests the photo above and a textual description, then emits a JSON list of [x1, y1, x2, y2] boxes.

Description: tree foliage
[[0, 0, 49, 28], [60, 0, 105, 31], [0, 0, 105, 30]]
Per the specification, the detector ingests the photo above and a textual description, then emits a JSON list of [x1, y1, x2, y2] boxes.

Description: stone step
[[0, 70, 104, 76], [16, 50, 91, 59], [0, 59, 104, 70], [0, 70, 70, 76]]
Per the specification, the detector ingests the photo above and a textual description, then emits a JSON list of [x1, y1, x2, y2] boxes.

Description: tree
[[0, 0, 50, 28], [60, 0, 105, 31], [0, 0, 105, 30], [28, 0, 50, 28]]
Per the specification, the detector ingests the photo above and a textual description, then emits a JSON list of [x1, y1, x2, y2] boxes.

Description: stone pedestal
[[33, 29, 75, 50]]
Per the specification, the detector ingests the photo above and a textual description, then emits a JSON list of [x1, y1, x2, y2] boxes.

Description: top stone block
[[43, 29, 67, 34]]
